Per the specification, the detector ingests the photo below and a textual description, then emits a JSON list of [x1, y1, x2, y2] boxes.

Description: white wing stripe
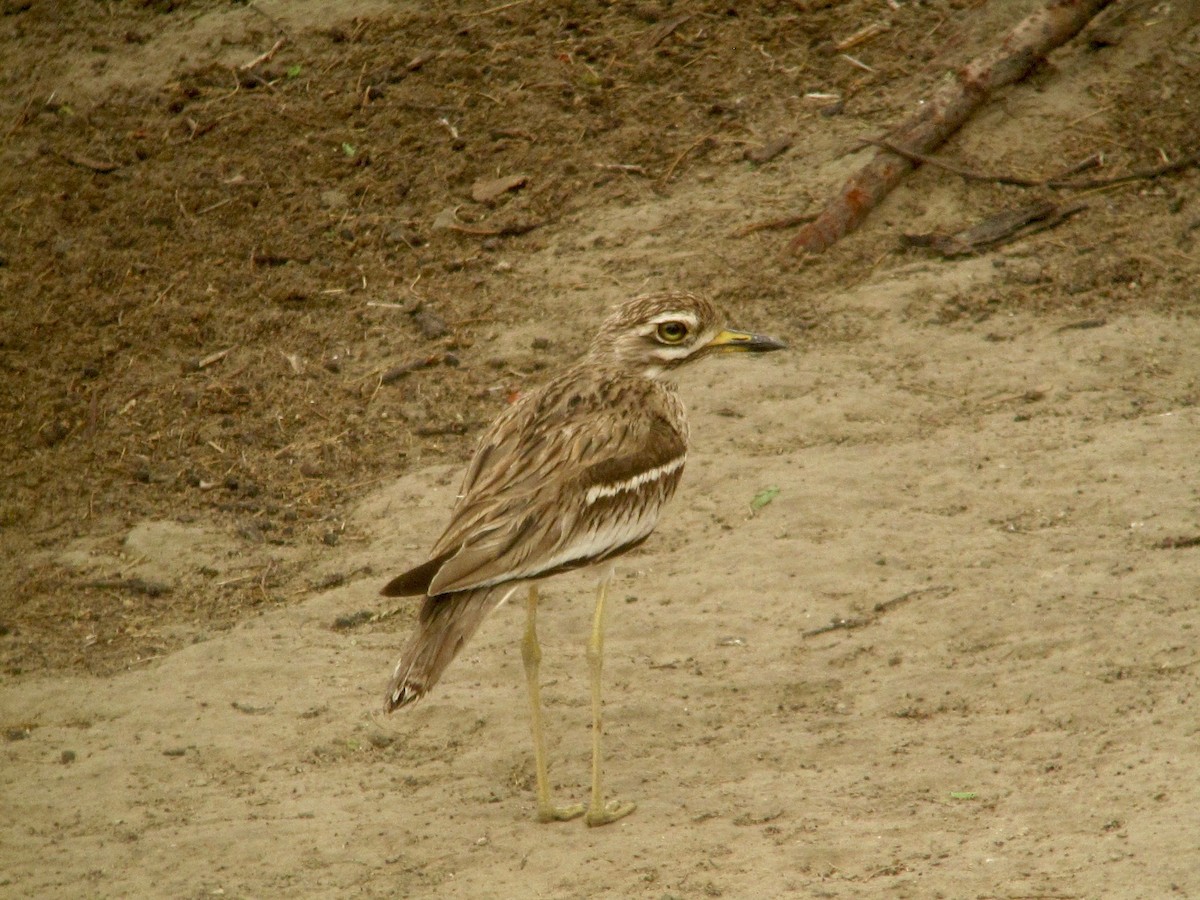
[[584, 455, 686, 506], [526, 498, 662, 580]]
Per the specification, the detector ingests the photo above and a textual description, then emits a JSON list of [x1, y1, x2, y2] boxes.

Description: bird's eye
[[656, 321, 689, 344]]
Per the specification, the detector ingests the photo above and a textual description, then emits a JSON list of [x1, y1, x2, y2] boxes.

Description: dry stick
[[788, 0, 1116, 255], [446, 220, 545, 237], [639, 13, 692, 52], [660, 132, 716, 185], [733, 212, 817, 238], [463, 0, 535, 17], [871, 139, 1200, 190], [866, 139, 1047, 187], [802, 585, 953, 638], [240, 37, 286, 71], [901, 198, 1088, 257], [1045, 149, 1200, 189], [44, 147, 121, 173]]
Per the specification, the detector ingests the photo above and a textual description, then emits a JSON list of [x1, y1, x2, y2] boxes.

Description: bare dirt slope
[[2, 1, 1199, 897]]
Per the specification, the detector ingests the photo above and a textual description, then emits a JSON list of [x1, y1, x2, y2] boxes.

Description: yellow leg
[[521, 585, 584, 823], [585, 575, 636, 827]]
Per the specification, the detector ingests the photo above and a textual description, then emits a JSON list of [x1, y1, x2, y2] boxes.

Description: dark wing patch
[[579, 414, 686, 495], [381, 549, 455, 597]]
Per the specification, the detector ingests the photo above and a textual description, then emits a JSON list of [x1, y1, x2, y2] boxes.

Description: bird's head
[[587, 290, 787, 379]]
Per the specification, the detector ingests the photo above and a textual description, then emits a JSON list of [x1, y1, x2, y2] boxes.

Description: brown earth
[[2, 1, 1199, 897]]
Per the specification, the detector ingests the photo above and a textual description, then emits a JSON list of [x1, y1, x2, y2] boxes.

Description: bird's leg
[[521, 584, 585, 823], [585, 574, 637, 827]]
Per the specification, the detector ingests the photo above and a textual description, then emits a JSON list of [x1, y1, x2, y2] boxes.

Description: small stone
[[432, 207, 460, 230], [385, 228, 423, 247], [314, 572, 346, 591], [320, 189, 349, 210], [39, 421, 70, 447], [412, 308, 449, 340], [471, 174, 527, 204], [332, 610, 372, 630], [366, 731, 396, 749]]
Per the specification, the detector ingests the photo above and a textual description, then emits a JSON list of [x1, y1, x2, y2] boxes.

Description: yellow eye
[[656, 321, 689, 343]]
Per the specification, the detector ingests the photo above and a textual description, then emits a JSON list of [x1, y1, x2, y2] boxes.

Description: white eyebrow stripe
[[584, 455, 686, 505], [646, 311, 699, 327]]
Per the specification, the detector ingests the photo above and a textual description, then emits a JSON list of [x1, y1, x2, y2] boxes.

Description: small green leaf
[[286, 64, 302, 78], [750, 486, 780, 513], [341, 142, 356, 157], [949, 791, 978, 800]]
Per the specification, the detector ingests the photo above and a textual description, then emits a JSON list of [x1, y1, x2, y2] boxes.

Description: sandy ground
[[3, 1, 1199, 898]]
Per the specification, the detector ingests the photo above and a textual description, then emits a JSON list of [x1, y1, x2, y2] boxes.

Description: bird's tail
[[384, 586, 514, 712]]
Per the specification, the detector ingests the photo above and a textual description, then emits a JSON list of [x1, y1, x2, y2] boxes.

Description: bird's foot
[[536, 801, 586, 823], [585, 799, 637, 827]]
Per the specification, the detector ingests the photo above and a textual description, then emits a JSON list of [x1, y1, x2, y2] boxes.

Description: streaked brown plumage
[[381, 290, 785, 824]]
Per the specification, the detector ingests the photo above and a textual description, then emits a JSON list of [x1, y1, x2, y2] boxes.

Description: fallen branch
[[788, 0, 1116, 255], [870, 141, 1200, 190], [1046, 148, 1200, 189], [865, 139, 1090, 187], [901, 199, 1087, 257]]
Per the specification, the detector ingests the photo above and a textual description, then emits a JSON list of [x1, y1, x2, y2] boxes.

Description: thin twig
[[595, 162, 649, 177], [733, 212, 817, 237], [195, 197, 234, 216], [870, 140, 1200, 190], [196, 347, 235, 369], [463, 0, 534, 16], [240, 37, 286, 71], [446, 220, 545, 237], [803, 585, 953, 638], [45, 147, 121, 173], [839, 53, 876, 73], [660, 132, 716, 185], [1050, 149, 1200, 189], [866, 139, 1044, 186]]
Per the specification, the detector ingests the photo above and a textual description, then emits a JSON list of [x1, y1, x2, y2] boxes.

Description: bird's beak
[[705, 329, 788, 353]]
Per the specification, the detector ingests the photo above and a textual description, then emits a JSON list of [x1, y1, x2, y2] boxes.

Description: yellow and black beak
[[705, 328, 788, 354]]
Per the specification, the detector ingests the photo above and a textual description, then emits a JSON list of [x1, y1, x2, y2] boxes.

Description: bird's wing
[[422, 377, 687, 595]]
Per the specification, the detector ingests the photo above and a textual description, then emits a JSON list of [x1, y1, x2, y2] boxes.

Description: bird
[[380, 290, 786, 826]]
